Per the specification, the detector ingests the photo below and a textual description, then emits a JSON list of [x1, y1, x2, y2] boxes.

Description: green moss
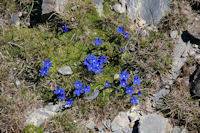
[[24, 125, 43, 133]]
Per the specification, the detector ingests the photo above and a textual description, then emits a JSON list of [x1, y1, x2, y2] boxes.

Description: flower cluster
[[118, 70, 142, 106], [62, 24, 69, 32], [84, 54, 107, 74], [94, 37, 103, 46], [65, 98, 74, 106], [39, 59, 53, 77], [74, 80, 91, 96], [117, 26, 130, 39], [54, 86, 66, 100]]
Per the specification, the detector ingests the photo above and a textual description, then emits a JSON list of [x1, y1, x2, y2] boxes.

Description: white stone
[[58, 66, 73, 75]]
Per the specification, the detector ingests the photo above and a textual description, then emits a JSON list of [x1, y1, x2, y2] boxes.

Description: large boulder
[[113, 0, 172, 25]]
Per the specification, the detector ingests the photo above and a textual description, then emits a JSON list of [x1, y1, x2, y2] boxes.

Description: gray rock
[[0, 87, 4, 95], [152, 88, 170, 103], [111, 112, 130, 131], [58, 66, 73, 75], [86, 121, 95, 130], [128, 115, 134, 122], [71, 5, 77, 11], [42, 0, 67, 14], [15, 79, 21, 86], [11, 12, 22, 27], [93, 0, 104, 16], [122, 126, 131, 133], [139, 113, 170, 133], [102, 119, 111, 130], [86, 90, 99, 100], [114, 74, 120, 80], [114, 130, 123, 133], [170, 30, 178, 39], [171, 127, 182, 133], [113, 0, 172, 25], [26, 102, 65, 126]]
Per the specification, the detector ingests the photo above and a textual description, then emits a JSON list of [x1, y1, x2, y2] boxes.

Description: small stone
[[86, 90, 99, 100], [170, 30, 178, 39], [111, 112, 129, 131], [113, 4, 126, 14], [71, 5, 77, 10], [0, 87, 4, 94], [171, 127, 182, 133], [114, 74, 120, 80], [15, 79, 21, 86], [11, 12, 22, 27], [113, 130, 123, 133], [58, 66, 73, 75], [152, 88, 170, 103], [86, 121, 95, 130], [71, 18, 75, 21], [139, 113, 170, 133]]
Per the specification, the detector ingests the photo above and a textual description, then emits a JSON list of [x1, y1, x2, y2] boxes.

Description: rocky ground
[[0, 0, 200, 133]]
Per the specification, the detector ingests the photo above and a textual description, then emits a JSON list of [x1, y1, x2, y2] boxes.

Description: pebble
[[114, 74, 120, 80], [86, 90, 99, 100], [58, 66, 73, 75], [86, 121, 95, 130], [170, 30, 178, 39], [71, 5, 77, 11], [15, 79, 21, 86]]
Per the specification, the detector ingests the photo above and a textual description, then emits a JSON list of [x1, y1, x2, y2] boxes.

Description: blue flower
[[74, 89, 81, 96], [120, 70, 130, 80], [62, 24, 69, 32], [124, 32, 130, 39], [131, 97, 138, 106], [120, 48, 124, 52], [94, 37, 103, 46], [83, 85, 91, 93], [117, 26, 125, 34], [137, 90, 142, 95], [126, 86, 135, 96], [65, 98, 74, 106], [54, 86, 66, 100], [133, 76, 141, 86], [105, 81, 111, 87], [120, 80, 128, 88], [84, 54, 107, 74], [74, 80, 83, 89], [39, 59, 52, 77]]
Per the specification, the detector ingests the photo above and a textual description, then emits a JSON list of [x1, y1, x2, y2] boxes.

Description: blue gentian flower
[[131, 97, 138, 106], [39, 59, 52, 77], [74, 89, 81, 96], [133, 76, 141, 86], [117, 26, 125, 34], [105, 81, 111, 87], [62, 24, 69, 32], [120, 48, 124, 52], [54, 86, 66, 100], [83, 85, 91, 93], [94, 37, 103, 46], [74, 80, 83, 89], [120, 70, 130, 80], [84, 54, 107, 74], [65, 98, 74, 106], [124, 32, 130, 39], [126, 86, 135, 96], [137, 90, 142, 95], [120, 80, 128, 88]]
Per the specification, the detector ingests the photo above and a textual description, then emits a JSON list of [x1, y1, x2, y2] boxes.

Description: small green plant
[[24, 125, 43, 133]]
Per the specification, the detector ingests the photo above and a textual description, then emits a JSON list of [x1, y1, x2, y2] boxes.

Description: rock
[[26, 102, 65, 126], [171, 127, 188, 133], [128, 115, 134, 122], [170, 31, 178, 39], [111, 112, 130, 131], [122, 126, 132, 133], [93, 0, 104, 16], [86, 121, 95, 130], [113, 4, 126, 13], [86, 90, 99, 100], [71, 5, 77, 11], [58, 66, 73, 75], [190, 66, 200, 96], [152, 88, 170, 103], [139, 113, 170, 133], [113, 0, 172, 25], [102, 119, 111, 130], [0, 87, 4, 95], [15, 79, 21, 86], [114, 130, 123, 133], [114, 74, 120, 80], [189, 49, 196, 57], [11, 12, 22, 27], [42, 0, 67, 14]]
